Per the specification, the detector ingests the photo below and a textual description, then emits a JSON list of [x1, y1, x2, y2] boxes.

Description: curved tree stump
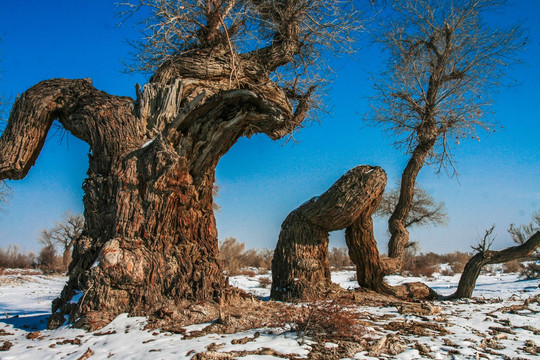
[[271, 165, 387, 301], [452, 231, 540, 299]]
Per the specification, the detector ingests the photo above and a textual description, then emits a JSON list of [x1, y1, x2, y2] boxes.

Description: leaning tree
[[0, 0, 361, 330], [355, 0, 525, 292]]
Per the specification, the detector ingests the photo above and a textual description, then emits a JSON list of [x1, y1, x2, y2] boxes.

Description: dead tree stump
[[271, 165, 387, 301]]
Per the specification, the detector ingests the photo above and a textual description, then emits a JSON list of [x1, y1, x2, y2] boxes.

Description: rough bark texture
[[271, 166, 387, 301], [0, 49, 304, 330], [346, 209, 390, 294], [386, 137, 436, 271], [453, 231, 540, 299]]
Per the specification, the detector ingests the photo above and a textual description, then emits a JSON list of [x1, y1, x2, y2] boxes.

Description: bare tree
[[508, 209, 540, 279], [0, 1, 364, 329], [353, 0, 525, 292], [375, 186, 448, 228], [38, 211, 84, 270], [453, 222, 540, 298]]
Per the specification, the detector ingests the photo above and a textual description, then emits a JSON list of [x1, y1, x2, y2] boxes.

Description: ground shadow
[[0, 313, 50, 331]]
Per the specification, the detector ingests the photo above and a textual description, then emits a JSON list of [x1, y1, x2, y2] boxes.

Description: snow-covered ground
[[0, 268, 538, 359]]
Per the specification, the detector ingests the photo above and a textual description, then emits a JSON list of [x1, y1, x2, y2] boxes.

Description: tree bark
[[386, 138, 436, 267], [346, 204, 392, 294], [453, 231, 540, 299], [0, 52, 303, 330], [271, 166, 387, 301]]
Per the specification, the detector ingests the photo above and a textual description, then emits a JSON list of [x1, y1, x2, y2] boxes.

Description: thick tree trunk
[[49, 136, 227, 329], [386, 137, 436, 270], [271, 166, 387, 301], [453, 231, 540, 299], [345, 205, 392, 294], [0, 52, 301, 330], [62, 248, 72, 270]]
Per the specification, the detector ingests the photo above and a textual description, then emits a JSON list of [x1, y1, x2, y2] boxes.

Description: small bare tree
[[454, 217, 540, 298], [352, 0, 525, 292], [375, 186, 447, 228], [508, 209, 540, 279], [38, 211, 84, 270]]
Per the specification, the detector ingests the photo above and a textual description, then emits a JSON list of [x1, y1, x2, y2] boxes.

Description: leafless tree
[[355, 0, 525, 292], [508, 209, 540, 279], [375, 186, 447, 228], [454, 220, 540, 298], [38, 211, 84, 270], [120, 0, 364, 121], [509, 210, 540, 247], [0, 1, 364, 329]]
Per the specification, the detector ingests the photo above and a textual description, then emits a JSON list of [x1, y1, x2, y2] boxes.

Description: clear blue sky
[[0, 1, 539, 255]]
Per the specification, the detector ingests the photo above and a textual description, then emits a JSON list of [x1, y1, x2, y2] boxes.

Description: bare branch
[[471, 225, 496, 254], [38, 211, 84, 251], [375, 186, 448, 228], [509, 209, 540, 248], [119, 0, 366, 125], [367, 0, 525, 172]]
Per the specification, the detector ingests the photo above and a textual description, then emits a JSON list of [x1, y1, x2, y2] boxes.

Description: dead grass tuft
[[288, 299, 368, 342]]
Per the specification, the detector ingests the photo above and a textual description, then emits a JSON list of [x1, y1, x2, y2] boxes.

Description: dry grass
[[401, 251, 471, 277], [288, 299, 367, 342], [0, 268, 42, 276], [328, 247, 353, 270], [521, 262, 540, 279], [258, 277, 272, 289], [502, 259, 524, 274], [218, 238, 272, 276]]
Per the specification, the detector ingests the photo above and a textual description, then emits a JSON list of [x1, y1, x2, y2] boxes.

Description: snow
[[141, 138, 156, 149], [1, 269, 539, 359]]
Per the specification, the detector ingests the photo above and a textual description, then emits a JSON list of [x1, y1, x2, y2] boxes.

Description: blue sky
[[0, 0, 539, 255]]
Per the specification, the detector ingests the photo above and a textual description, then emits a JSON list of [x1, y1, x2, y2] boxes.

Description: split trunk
[[271, 165, 387, 301]]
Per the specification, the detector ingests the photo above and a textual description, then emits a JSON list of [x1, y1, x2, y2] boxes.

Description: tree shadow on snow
[[0, 309, 51, 331]]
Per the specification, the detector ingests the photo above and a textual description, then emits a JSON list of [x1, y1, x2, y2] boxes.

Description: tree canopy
[[121, 0, 364, 122], [368, 0, 525, 174]]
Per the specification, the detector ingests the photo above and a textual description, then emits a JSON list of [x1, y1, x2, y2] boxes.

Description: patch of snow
[[0, 271, 538, 359], [141, 138, 156, 148], [69, 290, 83, 304]]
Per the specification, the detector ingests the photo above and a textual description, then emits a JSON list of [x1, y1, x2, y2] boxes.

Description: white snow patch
[[69, 290, 83, 304], [0, 270, 538, 359], [141, 138, 156, 148]]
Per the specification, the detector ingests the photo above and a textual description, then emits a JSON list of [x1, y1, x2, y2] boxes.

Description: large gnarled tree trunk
[[0, 49, 305, 330], [271, 165, 387, 301]]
